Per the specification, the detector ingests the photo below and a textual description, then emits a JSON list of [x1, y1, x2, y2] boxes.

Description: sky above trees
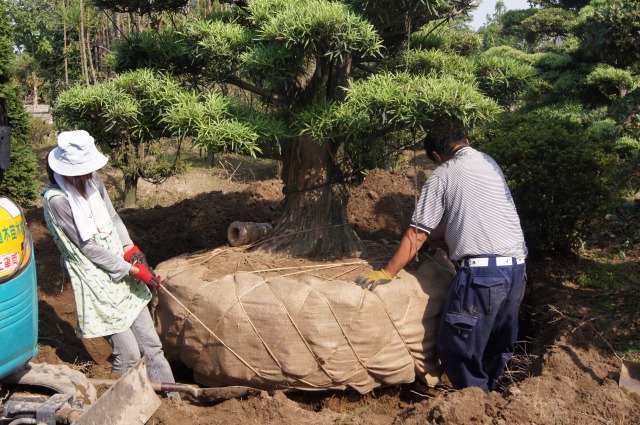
[[470, 0, 531, 29]]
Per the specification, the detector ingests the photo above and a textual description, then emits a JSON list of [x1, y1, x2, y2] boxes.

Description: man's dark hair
[[423, 129, 467, 162]]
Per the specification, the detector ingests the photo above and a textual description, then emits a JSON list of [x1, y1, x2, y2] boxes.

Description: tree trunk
[[32, 74, 38, 110], [257, 135, 362, 258], [254, 54, 362, 258], [121, 138, 141, 208], [123, 173, 138, 208], [63, 0, 69, 86], [86, 8, 97, 83], [112, 11, 119, 41], [78, 0, 89, 85]]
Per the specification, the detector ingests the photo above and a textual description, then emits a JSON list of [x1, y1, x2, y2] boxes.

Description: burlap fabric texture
[[153, 248, 455, 393]]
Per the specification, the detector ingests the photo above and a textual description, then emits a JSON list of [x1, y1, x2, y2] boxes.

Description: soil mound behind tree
[[26, 164, 640, 424]]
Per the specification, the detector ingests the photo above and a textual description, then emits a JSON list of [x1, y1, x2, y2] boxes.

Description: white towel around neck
[[54, 172, 111, 242]]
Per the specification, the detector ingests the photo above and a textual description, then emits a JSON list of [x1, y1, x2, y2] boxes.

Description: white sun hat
[[48, 130, 108, 176]]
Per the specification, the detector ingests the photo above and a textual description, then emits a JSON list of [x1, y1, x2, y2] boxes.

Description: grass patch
[[619, 341, 640, 362], [573, 253, 638, 291], [556, 249, 640, 360], [335, 405, 371, 423]]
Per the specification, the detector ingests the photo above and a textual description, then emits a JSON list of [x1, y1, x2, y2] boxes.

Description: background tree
[[474, 0, 639, 253], [6, 0, 164, 102], [529, 0, 590, 11], [91, 0, 189, 30], [519, 7, 575, 46], [480, 6, 537, 51], [7, 0, 55, 105], [0, 2, 38, 205], [572, 0, 640, 69]]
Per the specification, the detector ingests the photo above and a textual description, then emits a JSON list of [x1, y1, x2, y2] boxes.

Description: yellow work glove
[[355, 269, 392, 291]]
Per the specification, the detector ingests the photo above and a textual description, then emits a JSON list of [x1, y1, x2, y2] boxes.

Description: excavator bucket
[[620, 359, 640, 396], [75, 358, 161, 425]]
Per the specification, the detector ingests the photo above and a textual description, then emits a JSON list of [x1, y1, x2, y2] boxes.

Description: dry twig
[[547, 305, 621, 361]]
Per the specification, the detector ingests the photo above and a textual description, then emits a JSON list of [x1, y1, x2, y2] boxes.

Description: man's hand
[[355, 269, 392, 291], [133, 264, 162, 288]]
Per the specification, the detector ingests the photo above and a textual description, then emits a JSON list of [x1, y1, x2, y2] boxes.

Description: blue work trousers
[[436, 256, 526, 392]]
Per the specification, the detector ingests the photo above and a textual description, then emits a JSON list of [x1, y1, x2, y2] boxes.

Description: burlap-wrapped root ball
[[153, 249, 455, 393]]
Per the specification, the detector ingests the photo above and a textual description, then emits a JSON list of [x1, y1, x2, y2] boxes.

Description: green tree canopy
[[90, 0, 494, 257], [477, 104, 624, 253], [90, 0, 188, 14], [573, 0, 640, 68], [0, 2, 38, 205], [53, 69, 285, 207]]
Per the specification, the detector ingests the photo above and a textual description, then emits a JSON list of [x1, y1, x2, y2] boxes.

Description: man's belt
[[460, 256, 526, 267]]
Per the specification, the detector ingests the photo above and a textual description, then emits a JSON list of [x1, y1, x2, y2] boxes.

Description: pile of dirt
[[347, 168, 429, 242], [25, 166, 640, 424]]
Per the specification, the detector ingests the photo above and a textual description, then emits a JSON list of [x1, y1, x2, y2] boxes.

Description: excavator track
[[1, 359, 161, 424], [2, 362, 97, 405]]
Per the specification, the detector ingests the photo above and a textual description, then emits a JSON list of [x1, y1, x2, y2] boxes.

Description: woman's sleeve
[[93, 173, 133, 247], [48, 195, 131, 281]]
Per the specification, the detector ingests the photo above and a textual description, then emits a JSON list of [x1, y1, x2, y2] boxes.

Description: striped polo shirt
[[411, 146, 527, 261]]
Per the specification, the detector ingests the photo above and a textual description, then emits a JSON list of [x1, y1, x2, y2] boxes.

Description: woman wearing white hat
[[41, 130, 179, 398]]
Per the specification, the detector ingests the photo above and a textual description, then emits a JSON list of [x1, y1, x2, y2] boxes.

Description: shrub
[[573, 0, 640, 68], [609, 87, 640, 139], [475, 53, 537, 108], [475, 104, 625, 254], [585, 64, 634, 101], [30, 115, 53, 146], [0, 4, 37, 205], [0, 84, 38, 205], [443, 30, 483, 57], [614, 136, 640, 158], [411, 24, 482, 56], [534, 52, 573, 71], [477, 45, 536, 65], [401, 49, 476, 84]]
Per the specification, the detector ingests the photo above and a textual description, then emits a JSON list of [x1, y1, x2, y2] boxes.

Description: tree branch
[[354, 62, 378, 75], [379, 0, 475, 35], [225, 76, 290, 106]]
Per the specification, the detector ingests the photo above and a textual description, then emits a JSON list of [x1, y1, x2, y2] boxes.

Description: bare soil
[[25, 153, 640, 424]]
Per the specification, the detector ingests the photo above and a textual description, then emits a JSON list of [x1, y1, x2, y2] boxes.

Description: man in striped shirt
[[355, 130, 527, 393]]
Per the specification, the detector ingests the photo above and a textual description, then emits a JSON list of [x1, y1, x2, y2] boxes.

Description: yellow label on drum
[[0, 196, 30, 279]]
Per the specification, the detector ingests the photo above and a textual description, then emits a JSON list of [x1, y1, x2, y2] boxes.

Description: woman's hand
[[129, 264, 161, 287]]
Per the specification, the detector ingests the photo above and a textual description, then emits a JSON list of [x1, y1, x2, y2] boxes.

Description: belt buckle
[[496, 257, 512, 266], [467, 258, 488, 267]]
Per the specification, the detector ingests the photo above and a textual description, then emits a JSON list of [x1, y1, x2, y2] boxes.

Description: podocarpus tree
[[95, 0, 502, 257], [53, 69, 282, 207]]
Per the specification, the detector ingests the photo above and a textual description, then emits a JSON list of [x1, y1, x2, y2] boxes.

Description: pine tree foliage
[[475, 0, 640, 253], [53, 68, 286, 205], [91, 0, 188, 15], [0, 3, 38, 206]]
